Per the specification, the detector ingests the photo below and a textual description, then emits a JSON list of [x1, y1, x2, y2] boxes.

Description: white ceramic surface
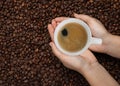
[[54, 18, 102, 56]]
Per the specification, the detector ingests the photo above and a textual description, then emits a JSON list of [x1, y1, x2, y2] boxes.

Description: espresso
[[57, 23, 87, 52]]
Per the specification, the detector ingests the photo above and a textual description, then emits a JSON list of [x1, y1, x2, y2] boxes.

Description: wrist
[[102, 32, 113, 54], [103, 33, 120, 58], [82, 62, 101, 76], [78, 61, 100, 76], [79, 61, 119, 86]]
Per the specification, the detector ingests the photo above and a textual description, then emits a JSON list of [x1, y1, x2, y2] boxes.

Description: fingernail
[[49, 42, 52, 46], [48, 24, 51, 27], [74, 13, 78, 15]]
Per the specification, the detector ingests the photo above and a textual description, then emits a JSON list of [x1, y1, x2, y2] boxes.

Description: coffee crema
[[57, 23, 88, 52]]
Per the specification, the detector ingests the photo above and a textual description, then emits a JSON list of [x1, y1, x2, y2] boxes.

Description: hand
[[47, 17, 98, 74], [74, 13, 110, 53], [48, 15, 120, 86]]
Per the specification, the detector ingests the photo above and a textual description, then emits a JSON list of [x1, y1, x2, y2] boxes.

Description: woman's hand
[[48, 17, 97, 74], [74, 13, 110, 53], [74, 13, 120, 58], [47, 14, 119, 86]]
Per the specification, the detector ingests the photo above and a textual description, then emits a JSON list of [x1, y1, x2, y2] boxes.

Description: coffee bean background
[[0, 0, 120, 86]]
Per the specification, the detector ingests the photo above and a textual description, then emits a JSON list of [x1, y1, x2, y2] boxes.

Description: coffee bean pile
[[0, 0, 120, 86]]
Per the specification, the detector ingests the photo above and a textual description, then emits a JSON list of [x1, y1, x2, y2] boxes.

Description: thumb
[[49, 42, 66, 60], [74, 13, 93, 24]]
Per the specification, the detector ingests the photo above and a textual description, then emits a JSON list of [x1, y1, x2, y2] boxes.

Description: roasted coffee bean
[[62, 28, 68, 36], [0, 0, 120, 86]]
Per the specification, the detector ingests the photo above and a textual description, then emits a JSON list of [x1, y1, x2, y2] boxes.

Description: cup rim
[[54, 18, 92, 56]]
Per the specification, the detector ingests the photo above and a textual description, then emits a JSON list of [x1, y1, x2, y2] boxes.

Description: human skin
[[47, 13, 119, 86], [74, 14, 120, 59]]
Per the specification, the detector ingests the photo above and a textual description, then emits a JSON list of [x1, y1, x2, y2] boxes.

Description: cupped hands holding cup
[[48, 13, 120, 86]]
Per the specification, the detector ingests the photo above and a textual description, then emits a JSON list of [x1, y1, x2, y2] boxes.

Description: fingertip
[[48, 25, 53, 32], [49, 42, 57, 51], [74, 13, 82, 18], [47, 24, 50, 30], [57, 22, 60, 25], [48, 24, 50, 26], [48, 24, 54, 41], [52, 19, 57, 28], [48, 24, 51, 28], [49, 42, 53, 46], [49, 42, 57, 53], [55, 17, 68, 22], [48, 24, 51, 27], [52, 19, 54, 22], [48, 24, 54, 29], [52, 19, 54, 24], [74, 13, 79, 16], [54, 17, 59, 20], [74, 14, 93, 23], [49, 42, 64, 59], [54, 17, 61, 22]]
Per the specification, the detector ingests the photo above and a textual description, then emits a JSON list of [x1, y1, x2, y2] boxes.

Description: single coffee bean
[[61, 28, 68, 36]]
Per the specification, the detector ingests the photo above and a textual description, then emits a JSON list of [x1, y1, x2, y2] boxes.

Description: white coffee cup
[[54, 18, 102, 56]]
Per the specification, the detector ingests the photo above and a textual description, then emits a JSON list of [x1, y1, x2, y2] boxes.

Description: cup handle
[[91, 37, 102, 44]]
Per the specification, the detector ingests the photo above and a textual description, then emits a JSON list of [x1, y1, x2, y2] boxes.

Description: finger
[[89, 45, 99, 52], [81, 50, 94, 58], [48, 24, 54, 41], [74, 13, 94, 24], [49, 42, 66, 61], [52, 19, 57, 29], [80, 50, 97, 63], [57, 22, 60, 25], [89, 45, 104, 53], [55, 17, 69, 22]]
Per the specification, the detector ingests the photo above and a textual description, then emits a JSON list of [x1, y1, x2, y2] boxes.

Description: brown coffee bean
[[0, 0, 120, 86]]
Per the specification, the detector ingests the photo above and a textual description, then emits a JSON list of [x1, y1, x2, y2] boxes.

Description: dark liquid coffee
[[57, 23, 87, 52]]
